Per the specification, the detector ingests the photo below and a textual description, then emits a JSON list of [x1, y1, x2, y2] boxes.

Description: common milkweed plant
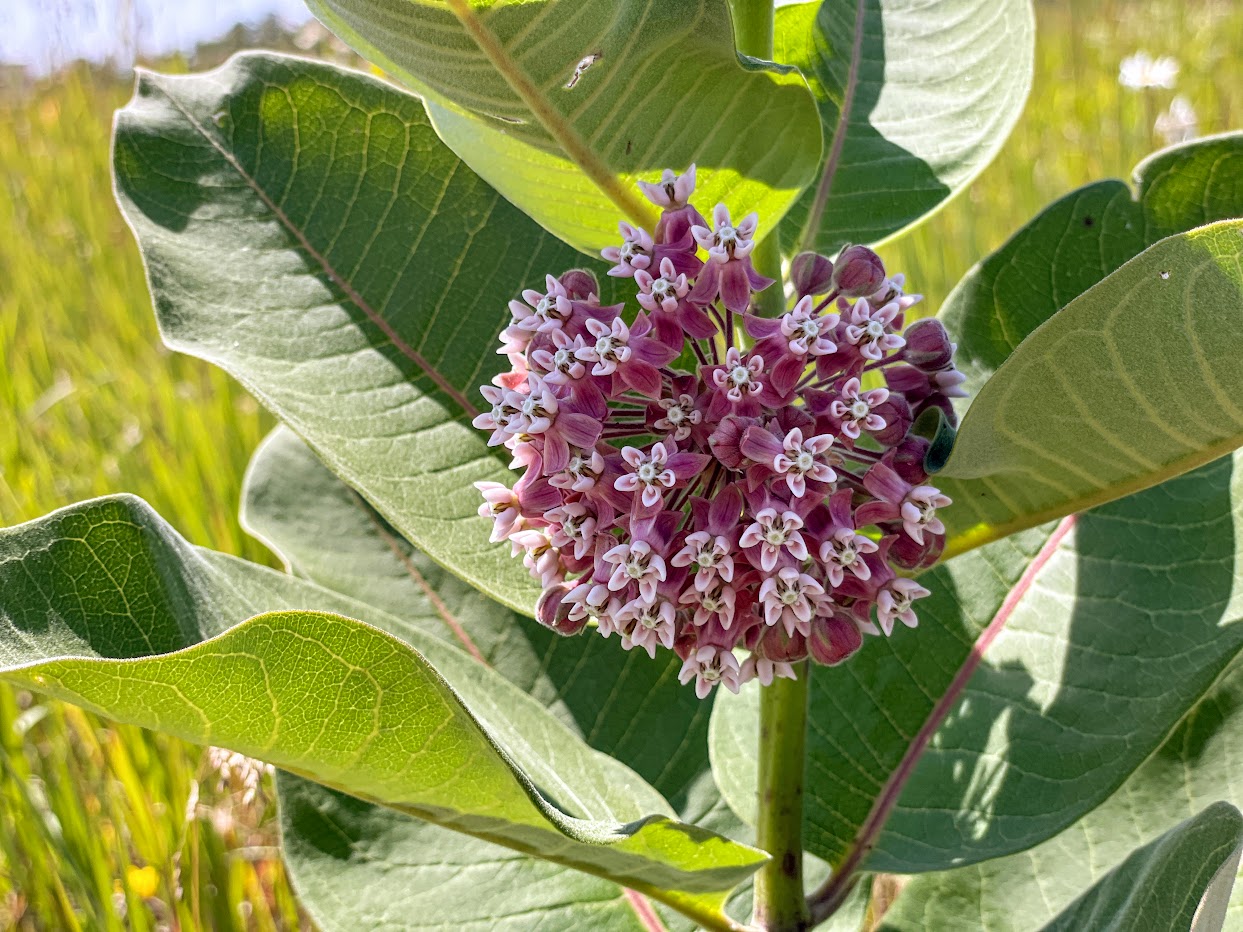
[[4, 0, 1243, 929]]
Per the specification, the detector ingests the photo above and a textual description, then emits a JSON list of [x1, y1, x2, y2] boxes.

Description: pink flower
[[813, 489, 879, 587], [653, 391, 703, 442], [671, 531, 735, 591], [830, 377, 889, 440], [739, 507, 809, 572], [679, 643, 743, 699], [758, 567, 824, 637], [842, 297, 906, 361], [615, 596, 677, 658], [472, 167, 960, 695], [603, 539, 668, 602], [711, 347, 765, 404], [857, 463, 952, 545], [614, 441, 708, 511], [529, 330, 588, 384], [680, 578, 739, 629], [509, 274, 571, 334], [771, 428, 837, 497], [638, 165, 697, 209], [876, 578, 930, 635], [601, 222, 654, 277], [688, 204, 774, 313]]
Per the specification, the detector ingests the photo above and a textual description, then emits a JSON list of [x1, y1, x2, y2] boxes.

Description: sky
[[3, 0, 314, 73]]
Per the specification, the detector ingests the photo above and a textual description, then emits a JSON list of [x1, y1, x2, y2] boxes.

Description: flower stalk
[[753, 662, 812, 931]]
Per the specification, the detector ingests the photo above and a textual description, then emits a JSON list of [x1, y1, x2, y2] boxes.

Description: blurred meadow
[[0, 0, 1240, 927]]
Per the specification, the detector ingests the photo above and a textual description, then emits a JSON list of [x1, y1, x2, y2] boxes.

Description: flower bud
[[536, 583, 588, 636], [831, 245, 887, 298], [755, 625, 809, 663], [900, 319, 955, 371], [888, 529, 945, 570], [558, 268, 599, 301], [889, 435, 932, 485], [868, 394, 913, 447], [790, 251, 834, 298], [808, 613, 863, 666]]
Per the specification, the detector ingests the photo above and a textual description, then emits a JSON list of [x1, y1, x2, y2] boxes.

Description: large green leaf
[[937, 219, 1243, 553], [713, 450, 1243, 880], [880, 664, 1243, 930], [774, 0, 1034, 255], [307, 0, 822, 252], [711, 145, 1243, 881], [113, 52, 588, 615], [277, 773, 664, 932], [937, 134, 1243, 556], [242, 426, 714, 811], [944, 134, 1243, 402], [1038, 804, 1242, 932], [0, 496, 765, 923], [243, 428, 738, 930]]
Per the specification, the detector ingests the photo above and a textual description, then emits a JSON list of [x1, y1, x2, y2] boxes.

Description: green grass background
[[0, 1, 1240, 927]]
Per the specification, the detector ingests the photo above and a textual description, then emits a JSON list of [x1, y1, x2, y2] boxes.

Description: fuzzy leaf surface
[[775, 0, 1034, 254], [1036, 804, 1243, 932], [113, 52, 593, 614], [307, 0, 822, 252], [0, 496, 765, 919]]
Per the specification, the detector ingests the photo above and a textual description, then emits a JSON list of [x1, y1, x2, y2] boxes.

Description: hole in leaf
[[566, 52, 602, 89]]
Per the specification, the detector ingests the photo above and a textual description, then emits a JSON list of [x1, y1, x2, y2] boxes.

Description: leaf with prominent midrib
[[712, 435, 1243, 879], [307, 0, 821, 252], [113, 52, 585, 615], [709, 141, 1243, 881], [1036, 804, 1242, 932], [0, 496, 765, 921], [938, 219, 1243, 553], [241, 428, 767, 930], [937, 133, 1243, 556], [879, 664, 1243, 930], [242, 426, 715, 812], [774, 0, 1034, 255]]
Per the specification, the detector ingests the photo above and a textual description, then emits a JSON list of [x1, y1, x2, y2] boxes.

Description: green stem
[[753, 662, 811, 932], [729, 0, 786, 318]]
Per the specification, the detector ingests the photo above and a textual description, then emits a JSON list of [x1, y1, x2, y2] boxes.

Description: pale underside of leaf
[[939, 219, 1243, 557], [307, 0, 822, 252]]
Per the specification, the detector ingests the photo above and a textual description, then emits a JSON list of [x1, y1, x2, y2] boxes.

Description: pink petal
[[558, 412, 603, 449], [620, 359, 664, 399], [719, 262, 752, 314]]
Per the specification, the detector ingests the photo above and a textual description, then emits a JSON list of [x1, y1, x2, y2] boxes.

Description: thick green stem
[[753, 662, 811, 932], [729, 0, 786, 318]]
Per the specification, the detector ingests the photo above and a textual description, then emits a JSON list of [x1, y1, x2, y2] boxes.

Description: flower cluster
[[473, 166, 964, 698]]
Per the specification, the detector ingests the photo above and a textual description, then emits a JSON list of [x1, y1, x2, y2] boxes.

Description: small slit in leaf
[[566, 52, 602, 89]]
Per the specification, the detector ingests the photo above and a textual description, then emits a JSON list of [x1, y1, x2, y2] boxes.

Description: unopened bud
[[808, 613, 863, 666], [900, 319, 955, 371], [755, 625, 809, 663], [536, 584, 588, 636], [888, 529, 945, 571], [558, 268, 599, 301], [790, 251, 834, 298], [889, 435, 932, 485], [831, 245, 886, 298], [869, 395, 913, 447]]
